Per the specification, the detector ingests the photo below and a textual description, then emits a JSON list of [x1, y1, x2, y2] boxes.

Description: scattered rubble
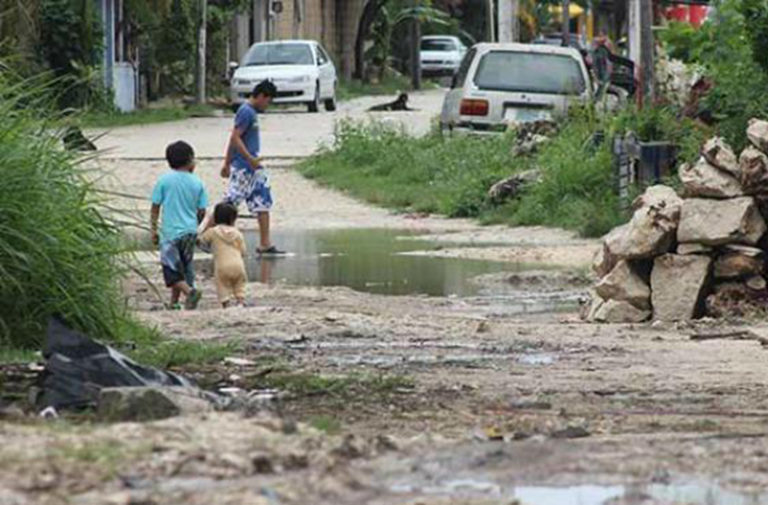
[[488, 169, 541, 203], [97, 386, 213, 422], [586, 120, 768, 322]]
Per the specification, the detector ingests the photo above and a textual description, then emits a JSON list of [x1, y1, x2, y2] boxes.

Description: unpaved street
[[4, 93, 768, 505]]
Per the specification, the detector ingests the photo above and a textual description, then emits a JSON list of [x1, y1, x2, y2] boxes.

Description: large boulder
[[595, 260, 651, 310], [677, 197, 767, 246], [679, 157, 743, 198], [605, 185, 683, 260], [593, 232, 620, 278], [739, 146, 768, 194], [97, 387, 213, 422], [747, 118, 768, 153], [713, 251, 765, 279], [593, 299, 651, 323], [702, 137, 740, 177], [651, 254, 712, 321], [677, 243, 713, 255]]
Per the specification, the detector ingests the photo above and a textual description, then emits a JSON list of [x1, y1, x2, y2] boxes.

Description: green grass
[[301, 106, 707, 238], [337, 73, 439, 102], [258, 371, 413, 399], [81, 104, 218, 128], [0, 347, 40, 364], [308, 415, 343, 434]]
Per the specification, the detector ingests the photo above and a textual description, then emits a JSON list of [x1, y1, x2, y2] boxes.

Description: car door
[[315, 44, 335, 99], [441, 47, 477, 130]]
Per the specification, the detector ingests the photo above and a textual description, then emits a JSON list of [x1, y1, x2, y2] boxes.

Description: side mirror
[[229, 61, 239, 71]]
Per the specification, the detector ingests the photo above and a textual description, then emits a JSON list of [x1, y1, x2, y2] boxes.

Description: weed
[[81, 104, 218, 128], [258, 371, 413, 399], [309, 415, 343, 434]]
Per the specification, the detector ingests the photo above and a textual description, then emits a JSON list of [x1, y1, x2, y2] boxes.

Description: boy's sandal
[[169, 303, 183, 311]]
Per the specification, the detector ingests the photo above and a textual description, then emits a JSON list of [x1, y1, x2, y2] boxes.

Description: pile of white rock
[[585, 119, 768, 322]]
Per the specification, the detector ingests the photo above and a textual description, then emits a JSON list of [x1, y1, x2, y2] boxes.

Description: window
[[242, 43, 314, 66], [473, 51, 586, 95], [315, 45, 328, 65], [421, 39, 457, 52], [453, 48, 476, 88]]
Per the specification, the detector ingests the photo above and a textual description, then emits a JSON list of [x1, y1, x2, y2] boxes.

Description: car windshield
[[473, 51, 586, 95], [243, 43, 314, 66], [421, 39, 456, 52]]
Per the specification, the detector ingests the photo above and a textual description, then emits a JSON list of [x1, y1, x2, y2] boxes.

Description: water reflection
[[242, 228, 527, 297]]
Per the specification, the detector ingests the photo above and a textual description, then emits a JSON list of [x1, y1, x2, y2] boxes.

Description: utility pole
[[562, 0, 570, 47], [628, 0, 654, 106], [410, 0, 422, 90], [498, 0, 519, 42], [196, 0, 207, 104], [486, 0, 495, 42]]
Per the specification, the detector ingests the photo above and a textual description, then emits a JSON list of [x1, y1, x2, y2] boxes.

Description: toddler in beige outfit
[[200, 203, 247, 307]]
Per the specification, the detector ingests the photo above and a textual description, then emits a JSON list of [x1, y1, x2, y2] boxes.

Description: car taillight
[[460, 99, 489, 116]]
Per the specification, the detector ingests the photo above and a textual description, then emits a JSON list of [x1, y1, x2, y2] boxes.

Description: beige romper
[[201, 225, 247, 303]]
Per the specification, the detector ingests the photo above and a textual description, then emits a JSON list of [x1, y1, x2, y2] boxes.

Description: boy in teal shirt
[[150, 141, 209, 310]]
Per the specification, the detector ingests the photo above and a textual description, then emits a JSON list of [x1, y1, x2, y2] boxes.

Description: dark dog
[[368, 93, 416, 112]]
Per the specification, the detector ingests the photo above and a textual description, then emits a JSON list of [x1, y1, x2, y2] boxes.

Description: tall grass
[[301, 107, 706, 238], [0, 72, 129, 348]]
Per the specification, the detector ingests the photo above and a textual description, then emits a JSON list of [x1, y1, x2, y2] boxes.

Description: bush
[[0, 73, 131, 348]]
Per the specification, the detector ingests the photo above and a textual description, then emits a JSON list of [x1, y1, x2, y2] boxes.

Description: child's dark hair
[[214, 202, 238, 226], [252, 80, 278, 98], [165, 141, 195, 169]]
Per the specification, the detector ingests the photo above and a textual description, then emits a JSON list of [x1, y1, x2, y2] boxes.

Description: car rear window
[[243, 43, 314, 66], [421, 39, 456, 52], [473, 51, 586, 95]]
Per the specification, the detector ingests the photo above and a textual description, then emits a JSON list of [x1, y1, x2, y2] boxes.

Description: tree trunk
[[409, 4, 421, 90], [354, 0, 387, 81], [498, 0, 518, 42], [486, 0, 495, 42], [561, 0, 570, 46]]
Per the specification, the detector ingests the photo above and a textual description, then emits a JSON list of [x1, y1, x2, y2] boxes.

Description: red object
[[460, 99, 489, 116], [664, 4, 709, 27]]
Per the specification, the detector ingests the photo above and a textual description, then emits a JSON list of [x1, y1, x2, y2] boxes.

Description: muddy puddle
[[388, 478, 768, 504], [223, 229, 586, 307]]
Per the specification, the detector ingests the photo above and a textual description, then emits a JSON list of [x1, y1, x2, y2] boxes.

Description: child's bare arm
[[150, 204, 161, 246]]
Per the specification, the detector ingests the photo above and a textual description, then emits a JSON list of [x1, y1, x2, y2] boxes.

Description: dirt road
[[4, 94, 768, 505]]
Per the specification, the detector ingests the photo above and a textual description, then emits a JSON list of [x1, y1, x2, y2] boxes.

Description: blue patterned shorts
[[224, 166, 273, 213], [160, 234, 197, 288]]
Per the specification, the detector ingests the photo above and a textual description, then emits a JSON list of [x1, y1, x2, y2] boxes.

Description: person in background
[[218, 79, 284, 255]]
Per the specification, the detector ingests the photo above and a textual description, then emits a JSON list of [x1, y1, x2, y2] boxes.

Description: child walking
[[201, 203, 248, 308], [150, 141, 208, 310]]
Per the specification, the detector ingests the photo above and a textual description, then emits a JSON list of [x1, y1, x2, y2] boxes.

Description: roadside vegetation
[[301, 107, 706, 238], [81, 103, 218, 128]]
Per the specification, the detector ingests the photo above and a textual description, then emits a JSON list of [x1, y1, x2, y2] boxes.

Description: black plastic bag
[[39, 318, 194, 410]]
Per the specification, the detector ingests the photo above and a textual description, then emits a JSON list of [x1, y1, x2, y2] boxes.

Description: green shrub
[[0, 73, 132, 348]]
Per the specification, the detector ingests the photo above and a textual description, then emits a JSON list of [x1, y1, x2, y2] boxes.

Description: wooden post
[[562, 0, 570, 46], [640, 0, 655, 103], [196, 0, 207, 104], [410, 1, 422, 90]]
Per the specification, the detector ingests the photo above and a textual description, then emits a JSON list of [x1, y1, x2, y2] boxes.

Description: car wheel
[[307, 83, 320, 113], [324, 84, 337, 111]]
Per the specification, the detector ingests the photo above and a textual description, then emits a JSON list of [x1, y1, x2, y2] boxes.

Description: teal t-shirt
[[151, 170, 209, 242]]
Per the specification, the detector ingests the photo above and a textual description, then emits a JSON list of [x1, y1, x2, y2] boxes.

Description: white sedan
[[230, 40, 337, 113], [420, 35, 466, 76]]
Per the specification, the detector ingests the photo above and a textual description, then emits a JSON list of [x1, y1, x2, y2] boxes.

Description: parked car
[[230, 40, 337, 113], [420, 35, 467, 76], [440, 43, 592, 135]]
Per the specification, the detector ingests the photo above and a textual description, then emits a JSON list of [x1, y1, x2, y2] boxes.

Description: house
[[96, 0, 137, 112], [230, 0, 368, 80]]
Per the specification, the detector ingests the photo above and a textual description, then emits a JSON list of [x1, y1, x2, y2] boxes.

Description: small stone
[[713, 252, 764, 279], [747, 118, 768, 153], [97, 387, 212, 422], [747, 275, 767, 291], [595, 260, 651, 309], [593, 299, 651, 323], [739, 146, 768, 194], [223, 357, 257, 367], [677, 243, 713, 255], [702, 137, 740, 177], [680, 157, 743, 198], [551, 425, 591, 439], [677, 197, 767, 246], [651, 254, 712, 321]]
